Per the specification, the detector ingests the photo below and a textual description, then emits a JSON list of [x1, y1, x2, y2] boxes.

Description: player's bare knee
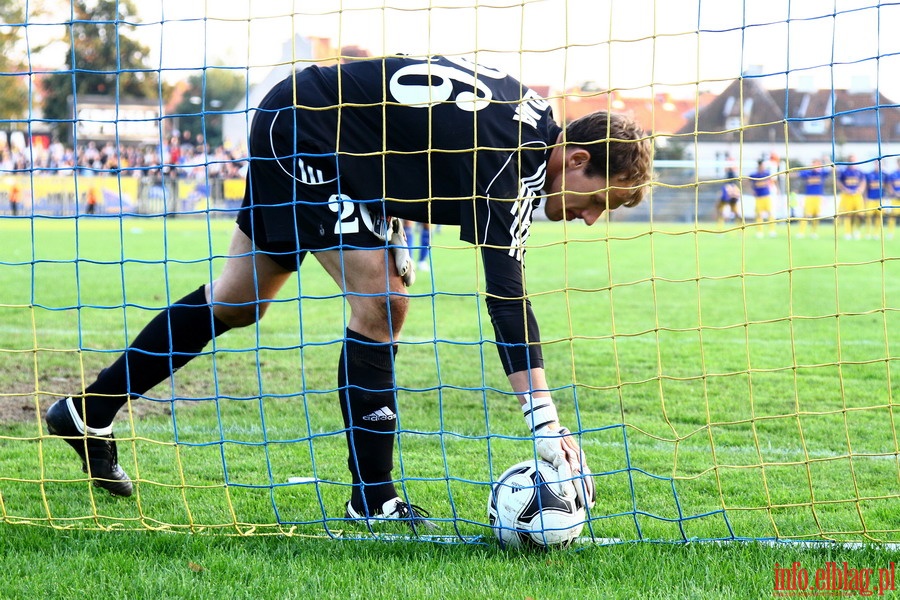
[[350, 292, 408, 340], [389, 287, 408, 311], [386, 293, 409, 336], [213, 301, 268, 329]]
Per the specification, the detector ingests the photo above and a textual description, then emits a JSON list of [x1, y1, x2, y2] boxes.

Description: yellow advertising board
[[1, 174, 245, 214]]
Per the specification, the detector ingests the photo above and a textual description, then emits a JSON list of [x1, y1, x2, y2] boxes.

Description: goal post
[[0, 1, 898, 546]]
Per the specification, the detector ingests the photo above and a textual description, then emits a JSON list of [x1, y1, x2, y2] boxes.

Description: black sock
[[339, 328, 399, 514], [78, 285, 231, 428]]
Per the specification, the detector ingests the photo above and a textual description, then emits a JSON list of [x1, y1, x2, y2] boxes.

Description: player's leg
[[69, 224, 292, 424], [864, 201, 876, 238], [754, 197, 765, 237], [417, 223, 431, 270], [45, 225, 294, 496], [872, 202, 884, 238], [809, 197, 821, 237], [798, 196, 809, 237], [316, 246, 406, 512], [866, 200, 881, 239], [208, 225, 295, 327], [314, 246, 432, 528], [840, 194, 853, 239], [756, 199, 774, 237], [853, 196, 865, 239]]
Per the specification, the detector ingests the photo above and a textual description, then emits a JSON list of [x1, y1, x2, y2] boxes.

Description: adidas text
[[362, 407, 396, 422]]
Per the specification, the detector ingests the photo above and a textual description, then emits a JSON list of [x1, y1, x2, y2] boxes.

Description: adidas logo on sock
[[362, 407, 396, 422]]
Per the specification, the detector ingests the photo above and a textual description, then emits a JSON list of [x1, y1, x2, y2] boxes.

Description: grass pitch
[[1, 215, 899, 597]]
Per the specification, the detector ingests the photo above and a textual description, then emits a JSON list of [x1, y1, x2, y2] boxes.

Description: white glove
[[387, 218, 415, 287], [524, 395, 596, 509], [533, 425, 577, 501], [362, 207, 416, 287]]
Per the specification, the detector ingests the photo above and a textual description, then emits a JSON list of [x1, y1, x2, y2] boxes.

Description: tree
[[42, 0, 157, 142], [654, 137, 688, 161], [172, 68, 248, 148], [0, 0, 28, 122]]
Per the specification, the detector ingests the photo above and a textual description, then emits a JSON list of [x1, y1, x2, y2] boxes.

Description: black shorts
[[236, 96, 386, 272]]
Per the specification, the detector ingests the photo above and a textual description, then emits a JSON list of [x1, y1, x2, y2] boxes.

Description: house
[[553, 85, 715, 133], [675, 76, 900, 176], [649, 76, 900, 222]]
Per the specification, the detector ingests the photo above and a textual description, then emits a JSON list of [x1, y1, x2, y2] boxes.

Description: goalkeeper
[[45, 55, 652, 529]]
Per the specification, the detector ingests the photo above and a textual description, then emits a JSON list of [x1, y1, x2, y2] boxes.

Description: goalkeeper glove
[[368, 210, 416, 287], [387, 218, 415, 287], [523, 395, 596, 509]]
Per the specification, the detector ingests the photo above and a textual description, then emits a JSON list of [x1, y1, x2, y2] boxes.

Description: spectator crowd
[[0, 132, 246, 181]]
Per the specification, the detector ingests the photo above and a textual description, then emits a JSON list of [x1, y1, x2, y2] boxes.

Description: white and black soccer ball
[[487, 459, 586, 548]]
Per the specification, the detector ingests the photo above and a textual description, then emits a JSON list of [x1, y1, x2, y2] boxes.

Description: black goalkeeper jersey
[[259, 55, 559, 374], [270, 54, 561, 258]]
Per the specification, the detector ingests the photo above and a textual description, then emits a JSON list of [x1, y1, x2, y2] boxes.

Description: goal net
[[1, 0, 898, 545]]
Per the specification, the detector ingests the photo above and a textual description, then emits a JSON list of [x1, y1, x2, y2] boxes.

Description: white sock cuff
[[65, 397, 113, 437]]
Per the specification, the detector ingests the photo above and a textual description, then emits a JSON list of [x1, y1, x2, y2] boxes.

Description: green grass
[[1, 216, 900, 597], [2, 526, 899, 599]]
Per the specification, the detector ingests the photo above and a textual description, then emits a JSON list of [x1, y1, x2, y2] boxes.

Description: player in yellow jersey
[[838, 155, 865, 240], [717, 168, 742, 228], [864, 160, 887, 239], [797, 159, 827, 238], [887, 158, 900, 240], [749, 159, 778, 237]]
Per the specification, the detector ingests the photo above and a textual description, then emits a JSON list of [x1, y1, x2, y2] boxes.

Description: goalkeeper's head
[[563, 110, 652, 208]]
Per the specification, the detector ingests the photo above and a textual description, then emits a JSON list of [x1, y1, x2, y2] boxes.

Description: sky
[[27, 0, 900, 99]]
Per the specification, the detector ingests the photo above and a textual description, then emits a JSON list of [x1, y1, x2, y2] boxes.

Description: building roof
[[675, 77, 900, 144], [550, 88, 715, 134]]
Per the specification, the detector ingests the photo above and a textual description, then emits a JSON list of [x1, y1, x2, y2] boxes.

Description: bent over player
[[45, 55, 652, 529]]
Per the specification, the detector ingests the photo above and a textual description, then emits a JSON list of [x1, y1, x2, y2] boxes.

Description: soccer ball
[[487, 459, 586, 548]]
